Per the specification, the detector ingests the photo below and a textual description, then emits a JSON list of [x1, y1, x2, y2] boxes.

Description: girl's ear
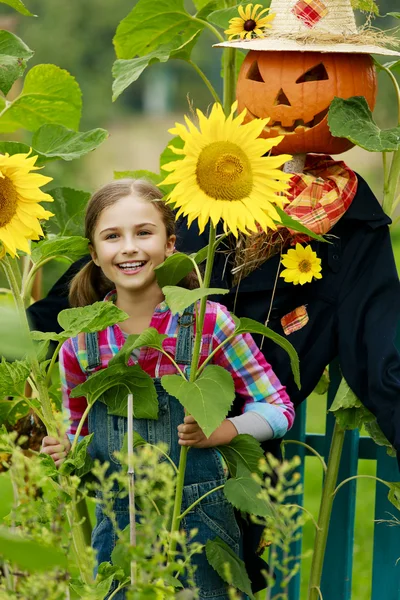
[[165, 235, 176, 257], [89, 243, 100, 267]]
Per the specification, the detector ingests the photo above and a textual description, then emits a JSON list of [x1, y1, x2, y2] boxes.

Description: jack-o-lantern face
[[236, 51, 377, 155]]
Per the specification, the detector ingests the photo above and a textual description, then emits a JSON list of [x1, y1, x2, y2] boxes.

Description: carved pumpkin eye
[[296, 63, 329, 84], [246, 61, 265, 83]]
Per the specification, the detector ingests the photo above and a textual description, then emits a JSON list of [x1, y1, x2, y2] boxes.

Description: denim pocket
[[107, 392, 171, 465]]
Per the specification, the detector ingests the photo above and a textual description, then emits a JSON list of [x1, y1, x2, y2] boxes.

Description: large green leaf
[[113, 0, 204, 59], [0, 30, 34, 95], [155, 253, 195, 289], [0, 0, 34, 16], [32, 124, 108, 162], [58, 302, 129, 339], [0, 64, 82, 133], [329, 378, 375, 430], [387, 482, 400, 510], [0, 527, 68, 572], [351, 0, 378, 13], [0, 306, 31, 359], [193, 0, 223, 10], [161, 365, 235, 437], [59, 433, 94, 476], [0, 398, 30, 426], [160, 136, 185, 172], [163, 285, 228, 314], [31, 236, 89, 266], [328, 96, 400, 152], [112, 33, 199, 101], [205, 537, 255, 599], [274, 205, 326, 242], [364, 419, 396, 458], [234, 317, 300, 389], [216, 434, 264, 477], [0, 358, 30, 398], [224, 464, 272, 517], [47, 187, 90, 237], [71, 363, 158, 419], [109, 327, 168, 366]]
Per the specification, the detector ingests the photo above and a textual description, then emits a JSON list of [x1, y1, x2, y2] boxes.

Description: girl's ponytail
[[69, 259, 114, 308]]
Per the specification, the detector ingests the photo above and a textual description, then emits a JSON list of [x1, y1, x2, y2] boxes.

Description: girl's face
[[90, 194, 176, 298]]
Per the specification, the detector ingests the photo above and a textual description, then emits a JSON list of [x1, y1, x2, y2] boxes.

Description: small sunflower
[[280, 243, 322, 285], [0, 151, 54, 258], [225, 3, 275, 40], [160, 102, 291, 237]]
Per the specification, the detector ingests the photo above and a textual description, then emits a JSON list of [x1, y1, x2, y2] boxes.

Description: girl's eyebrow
[[99, 222, 157, 235]]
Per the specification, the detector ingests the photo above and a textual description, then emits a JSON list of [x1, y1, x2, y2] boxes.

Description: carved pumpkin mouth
[[245, 106, 329, 135]]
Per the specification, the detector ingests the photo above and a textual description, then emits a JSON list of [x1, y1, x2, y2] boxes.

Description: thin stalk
[[333, 474, 389, 497], [187, 60, 221, 104], [178, 484, 224, 520], [45, 340, 63, 387], [127, 393, 136, 586], [382, 64, 400, 217], [70, 403, 92, 454], [196, 332, 236, 377], [168, 224, 217, 562], [282, 440, 327, 473], [191, 17, 225, 43], [108, 583, 129, 600], [223, 48, 236, 116], [307, 422, 345, 600], [65, 490, 93, 585]]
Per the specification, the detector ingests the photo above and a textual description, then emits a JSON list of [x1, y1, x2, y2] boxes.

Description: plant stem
[[70, 403, 92, 454], [191, 17, 225, 43], [168, 224, 217, 562], [383, 149, 400, 218], [178, 484, 224, 520], [188, 60, 221, 104], [127, 393, 137, 587], [308, 422, 345, 600], [223, 48, 236, 116], [282, 440, 327, 473], [45, 340, 63, 387], [333, 474, 389, 497]]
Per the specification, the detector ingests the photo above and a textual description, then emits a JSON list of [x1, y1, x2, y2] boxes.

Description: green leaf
[[191, 245, 208, 265], [216, 434, 264, 478], [0, 64, 82, 133], [113, 0, 204, 60], [58, 302, 129, 339], [114, 169, 162, 186], [46, 187, 90, 237], [387, 482, 400, 510], [193, 0, 222, 10], [60, 434, 94, 476], [0, 31, 34, 95], [112, 34, 199, 101], [31, 124, 108, 162], [224, 464, 272, 517], [160, 136, 185, 172], [71, 363, 159, 419], [0, 141, 35, 159], [233, 317, 300, 390], [274, 206, 327, 242], [388, 12, 400, 18], [31, 236, 89, 266], [161, 365, 235, 437], [383, 60, 400, 75], [329, 378, 375, 430], [155, 253, 195, 289], [364, 419, 396, 457], [351, 0, 379, 13], [0, 358, 30, 398], [109, 327, 168, 366], [313, 368, 330, 395], [0, 306, 30, 359], [328, 96, 400, 153], [0, 526, 68, 572], [205, 537, 255, 599], [163, 285, 228, 314], [0, 0, 34, 16], [0, 398, 30, 426]]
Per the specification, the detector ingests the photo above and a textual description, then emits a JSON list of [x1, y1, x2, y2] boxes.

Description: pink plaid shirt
[[60, 297, 294, 439]]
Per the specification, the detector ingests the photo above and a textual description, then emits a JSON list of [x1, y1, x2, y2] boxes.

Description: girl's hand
[[177, 415, 237, 448], [41, 434, 71, 468]]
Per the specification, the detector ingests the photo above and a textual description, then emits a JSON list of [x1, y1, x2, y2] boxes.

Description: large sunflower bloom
[[280, 243, 322, 285], [225, 4, 275, 40], [160, 102, 291, 237], [0, 151, 54, 257]]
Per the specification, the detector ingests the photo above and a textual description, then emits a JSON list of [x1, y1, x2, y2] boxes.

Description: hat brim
[[215, 38, 400, 56]]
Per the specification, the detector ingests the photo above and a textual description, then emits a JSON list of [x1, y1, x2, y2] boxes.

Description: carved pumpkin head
[[236, 51, 377, 155]]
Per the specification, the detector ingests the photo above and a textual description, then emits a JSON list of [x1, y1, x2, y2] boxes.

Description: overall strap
[[85, 332, 101, 373], [174, 304, 195, 366]]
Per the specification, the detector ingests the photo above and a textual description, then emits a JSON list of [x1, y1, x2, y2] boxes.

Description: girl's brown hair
[[69, 178, 198, 307]]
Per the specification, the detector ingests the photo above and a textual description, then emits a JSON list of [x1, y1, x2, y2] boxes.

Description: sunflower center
[[298, 259, 312, 273], [196, 141, 253, 201], [0, 177, 18, 228], [244, 19, 257, 31]]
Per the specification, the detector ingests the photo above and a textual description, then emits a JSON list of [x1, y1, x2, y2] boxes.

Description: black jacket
[[27, 174, 400, 459]]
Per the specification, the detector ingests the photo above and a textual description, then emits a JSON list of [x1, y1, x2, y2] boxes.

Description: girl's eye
[[138, 230, 151, 236], [106, 233, 119, 240]]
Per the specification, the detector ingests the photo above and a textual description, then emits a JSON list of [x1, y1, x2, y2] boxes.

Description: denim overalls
[[85, 309, 241, 599]]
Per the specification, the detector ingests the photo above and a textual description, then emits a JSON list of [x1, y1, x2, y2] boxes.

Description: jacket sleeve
[[337, 223, 400, 459], [59, 337, 89, 441], [211, 303, 294, 438]]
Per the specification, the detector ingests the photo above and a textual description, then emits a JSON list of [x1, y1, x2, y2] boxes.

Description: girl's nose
[[121, 236, 138, 254]]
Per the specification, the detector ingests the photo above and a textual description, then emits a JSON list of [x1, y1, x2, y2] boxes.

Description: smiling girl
[[41, 178, 294, 599]]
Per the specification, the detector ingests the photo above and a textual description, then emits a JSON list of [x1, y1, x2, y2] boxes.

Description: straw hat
[[216, 0, 400, 56]]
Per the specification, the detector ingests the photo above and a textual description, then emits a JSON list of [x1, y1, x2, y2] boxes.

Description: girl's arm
[[211, 303, 295, 439]]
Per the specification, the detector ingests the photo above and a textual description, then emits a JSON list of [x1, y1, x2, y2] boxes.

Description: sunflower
[[225, 3, 275, 40], [280, 243, 322, 285], [0, 151, 54, 258], [160, 102, 291, 237]]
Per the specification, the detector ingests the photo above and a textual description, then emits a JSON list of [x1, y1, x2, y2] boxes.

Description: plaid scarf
[[232, 155, 357, 282]]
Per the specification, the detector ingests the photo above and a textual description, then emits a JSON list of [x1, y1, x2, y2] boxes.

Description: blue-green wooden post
[[371, 446, 400, 600]]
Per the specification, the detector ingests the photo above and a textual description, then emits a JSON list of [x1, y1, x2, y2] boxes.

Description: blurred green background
[[0, 1, 399, 598]]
